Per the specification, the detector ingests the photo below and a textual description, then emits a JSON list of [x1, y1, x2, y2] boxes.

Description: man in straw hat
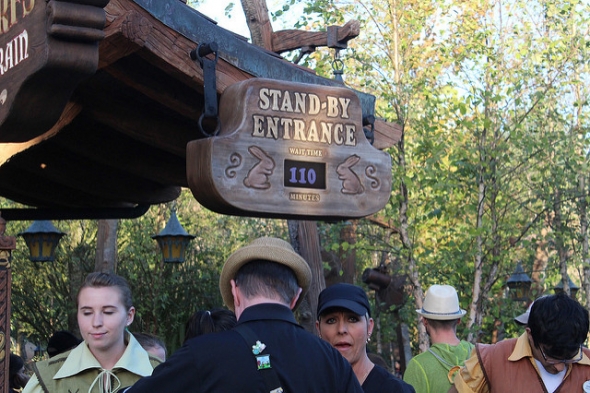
[[124, 237, 363, 393], [450, 293, 590, 393], [403, 285, 474, 393]]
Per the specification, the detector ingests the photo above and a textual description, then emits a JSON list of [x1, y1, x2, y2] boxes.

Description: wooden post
[[0, 215, 16, 393], [95, 219, 119, 273], [289, 220, 325, 333], [339, 220, 357, 283]]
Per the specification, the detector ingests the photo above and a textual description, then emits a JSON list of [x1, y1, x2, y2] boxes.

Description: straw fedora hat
[[416, 285, 467, 320], [219, 236, 312, 311]]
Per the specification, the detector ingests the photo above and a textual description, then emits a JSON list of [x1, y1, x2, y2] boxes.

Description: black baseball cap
[[317, 283, 371, 318], [47, 330, 82, 357]]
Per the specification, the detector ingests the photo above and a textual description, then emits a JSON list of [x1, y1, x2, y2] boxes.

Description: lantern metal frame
[[18, 220, 65, 262], [506, 262, 533, 302], [152, 210, 195, 263], [553, 274, 579, 299]]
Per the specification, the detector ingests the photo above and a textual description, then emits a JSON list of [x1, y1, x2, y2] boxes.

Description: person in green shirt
[[403, 285, 474, 393]]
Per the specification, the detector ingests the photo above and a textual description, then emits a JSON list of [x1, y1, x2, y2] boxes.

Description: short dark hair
[[184, 308, 237, 343], [133, 332, 167, 359], [426, 318, 459, 330], [234, 260, 299, 305], [528, 293, 589, 359], [9, 353, 29, 390]]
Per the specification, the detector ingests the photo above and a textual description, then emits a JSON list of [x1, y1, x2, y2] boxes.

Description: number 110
[[289, 167, 317, 185]]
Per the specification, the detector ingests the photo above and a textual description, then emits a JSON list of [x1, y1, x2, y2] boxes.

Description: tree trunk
[[240, 0, 273, 49], [95, 219, 119, 273], [554, 188, 571, 296], [289, 220, 325, 333], [532, 225, 551, 299], [580, 175, 589, 307], [339, 220, 357, 283]]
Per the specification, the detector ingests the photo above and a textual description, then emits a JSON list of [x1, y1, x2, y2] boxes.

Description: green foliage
[[7, 190, 288, 353], [284, 0, 590, 350], [6, 0, 590, 363]]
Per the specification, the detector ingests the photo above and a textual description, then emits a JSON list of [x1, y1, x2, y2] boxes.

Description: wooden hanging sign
[[187, 78, 392, 220], [0, 0, 108, 142]]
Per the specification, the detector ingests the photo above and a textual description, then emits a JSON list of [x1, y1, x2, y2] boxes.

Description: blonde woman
[[24, 272, 161, 393]]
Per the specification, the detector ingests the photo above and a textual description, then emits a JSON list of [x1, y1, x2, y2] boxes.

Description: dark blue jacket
[[127, 303, 363, 392], [363, 364, 415, 393]]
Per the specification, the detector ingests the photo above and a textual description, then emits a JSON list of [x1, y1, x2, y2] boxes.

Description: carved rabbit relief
[[243, 146, 275, 189], [336, 154, 364, 195]]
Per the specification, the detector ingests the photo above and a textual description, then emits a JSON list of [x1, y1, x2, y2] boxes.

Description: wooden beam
[[8, 144, 180, 204], [54, 122, 188, 186], [373, 119, 403, 150], [99, 10, 153, 69], [0, 101, 82, 165], [272, 20, 361, 54]]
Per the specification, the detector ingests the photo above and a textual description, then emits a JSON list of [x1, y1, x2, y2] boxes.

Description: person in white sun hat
[[403, 285, 474, 393]]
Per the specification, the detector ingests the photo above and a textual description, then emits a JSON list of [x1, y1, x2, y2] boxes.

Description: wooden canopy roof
[[0, 0, 400, 220]]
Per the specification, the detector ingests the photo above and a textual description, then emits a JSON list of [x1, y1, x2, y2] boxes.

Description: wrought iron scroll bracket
[[363, 115, 375, 145], [190, 42, 220, 137]]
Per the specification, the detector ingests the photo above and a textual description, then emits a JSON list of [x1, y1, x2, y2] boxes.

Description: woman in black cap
[[316, 283, 415, 393]]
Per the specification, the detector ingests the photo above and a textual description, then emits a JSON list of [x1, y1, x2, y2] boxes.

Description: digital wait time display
[[284, 159, 326, 190]]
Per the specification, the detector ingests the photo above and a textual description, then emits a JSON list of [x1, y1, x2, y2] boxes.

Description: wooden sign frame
[[187, 78, 392, 220], [0, 0, 109, 142]]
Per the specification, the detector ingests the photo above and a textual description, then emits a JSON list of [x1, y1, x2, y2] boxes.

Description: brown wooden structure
[[187, 77, 393, 219], [0, 216, 15, 391], [0, 0, 400, 218], [0, 0, 403, 386]]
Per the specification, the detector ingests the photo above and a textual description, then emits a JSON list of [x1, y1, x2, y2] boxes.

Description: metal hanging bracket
[[331, 49, 344, 83], [190, 42, 220, 137], [363, 115, 375, 145]]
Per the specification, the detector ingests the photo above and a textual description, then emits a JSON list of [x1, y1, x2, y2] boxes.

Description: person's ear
[[367, 317, 375, 337], [288, 287, 303, 310], [231, 279, 240, 308], [126, 307, 135, 326]]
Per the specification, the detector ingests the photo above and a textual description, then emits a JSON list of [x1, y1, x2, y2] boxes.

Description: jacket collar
[[53, 331, 155, 379], [237, 303, 299, 326], [508, 332, 590, 366]]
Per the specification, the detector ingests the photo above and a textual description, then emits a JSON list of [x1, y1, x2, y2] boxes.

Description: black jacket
[[127, 303, 363, 392]]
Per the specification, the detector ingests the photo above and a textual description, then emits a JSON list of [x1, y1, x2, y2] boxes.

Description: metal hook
[[190, 42, 220, 137], [198, 113, 221, 137], [331, 49, 345, 82], [190, 42, 219, 65]]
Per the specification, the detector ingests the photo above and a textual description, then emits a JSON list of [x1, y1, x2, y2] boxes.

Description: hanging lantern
[[152, 210, 195, 263], [553, 274, 579, 299], [506, 262, 532, 301], [18, 220, 65, 262]]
